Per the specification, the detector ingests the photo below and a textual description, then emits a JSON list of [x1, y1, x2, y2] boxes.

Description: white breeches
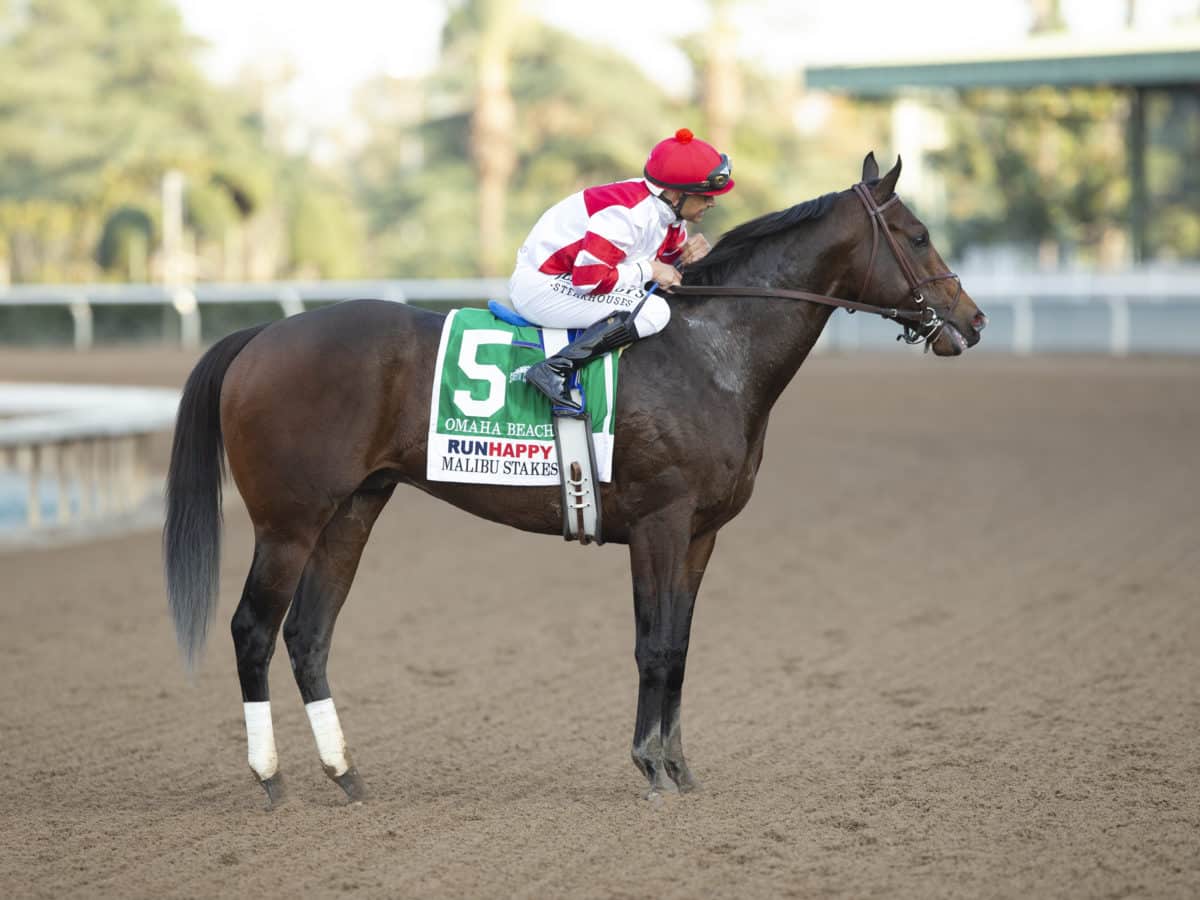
[[509, 266, 670, 339]]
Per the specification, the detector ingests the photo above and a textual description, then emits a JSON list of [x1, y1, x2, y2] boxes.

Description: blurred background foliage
[[0, 0, 1198, 286]]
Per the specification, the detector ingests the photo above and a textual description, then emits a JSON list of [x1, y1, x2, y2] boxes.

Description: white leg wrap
[[305, 698, 350, 777], [243, 701, 278, 781]]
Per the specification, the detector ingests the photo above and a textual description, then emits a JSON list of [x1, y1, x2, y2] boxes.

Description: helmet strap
[[653, 187, 690, 221]]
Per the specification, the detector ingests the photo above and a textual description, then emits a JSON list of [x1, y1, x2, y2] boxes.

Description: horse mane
[[682, 191, 841, 286]]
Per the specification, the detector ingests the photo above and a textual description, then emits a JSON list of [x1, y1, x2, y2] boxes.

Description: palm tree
[[1029, 0, 1065, 33], [470, 0, 519, 277], [702, 0, 742, 152]]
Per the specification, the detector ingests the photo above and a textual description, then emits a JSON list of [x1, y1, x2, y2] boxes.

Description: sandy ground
[[1, 345, 1198, 899]]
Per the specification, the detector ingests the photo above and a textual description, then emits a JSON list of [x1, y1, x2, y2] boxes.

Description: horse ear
[[872, 155, 902, 201], [861, 152, 879, 183]]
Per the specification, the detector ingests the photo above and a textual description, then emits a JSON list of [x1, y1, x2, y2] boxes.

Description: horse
[[164, 153, 987, 806]]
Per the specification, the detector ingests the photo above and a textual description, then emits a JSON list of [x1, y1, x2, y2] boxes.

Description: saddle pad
[[427, 308, 619, 486]]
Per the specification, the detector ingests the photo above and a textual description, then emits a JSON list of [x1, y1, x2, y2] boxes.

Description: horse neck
[[672, 213, 856, 418]]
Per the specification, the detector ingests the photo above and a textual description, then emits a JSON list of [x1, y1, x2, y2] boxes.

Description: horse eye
[[912, 232, 929, 248]]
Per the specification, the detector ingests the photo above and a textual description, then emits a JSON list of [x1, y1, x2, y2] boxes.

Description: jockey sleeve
[[518, 178, 687, 296]]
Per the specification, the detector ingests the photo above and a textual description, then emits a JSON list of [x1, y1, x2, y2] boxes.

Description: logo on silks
[[427, 309, 620, 487]]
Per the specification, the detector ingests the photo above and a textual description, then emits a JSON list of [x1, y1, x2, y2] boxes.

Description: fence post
[[19, 444, 42, 528], [68, 294, 93, 350], [173, 288, 201, 349], [49, 443, 71, 524], [1012, 297, 1034, 356], [278, 287, 304, 318], [1108, 297, 1130, 357]]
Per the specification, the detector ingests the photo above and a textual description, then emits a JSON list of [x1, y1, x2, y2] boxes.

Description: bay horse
[[165, 154, 986, 806]]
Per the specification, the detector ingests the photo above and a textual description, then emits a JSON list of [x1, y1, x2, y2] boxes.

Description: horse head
[[854, 152, 987, 356]]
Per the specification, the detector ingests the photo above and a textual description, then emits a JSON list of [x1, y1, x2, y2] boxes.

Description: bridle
[[851, 182, 962, 345], [668, 182, 964, 349]]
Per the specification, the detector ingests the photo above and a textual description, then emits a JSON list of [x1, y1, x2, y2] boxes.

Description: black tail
[[164, 324, 268, 666]]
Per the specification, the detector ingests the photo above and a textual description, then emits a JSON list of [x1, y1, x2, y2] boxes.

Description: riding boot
[[525, 313, 639, 415]]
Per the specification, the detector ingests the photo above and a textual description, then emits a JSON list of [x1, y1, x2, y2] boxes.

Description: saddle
[[487, 296, 527, 325], [424, 300, 604, 547]]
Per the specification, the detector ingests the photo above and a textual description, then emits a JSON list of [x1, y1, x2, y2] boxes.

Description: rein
[[668, 181, 962, 348]]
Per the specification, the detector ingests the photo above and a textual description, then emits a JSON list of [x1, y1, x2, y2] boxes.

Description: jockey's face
[[679, 193, 717, 223]]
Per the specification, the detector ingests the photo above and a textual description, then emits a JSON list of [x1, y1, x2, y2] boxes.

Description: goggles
[[651, 154, 732, 194]]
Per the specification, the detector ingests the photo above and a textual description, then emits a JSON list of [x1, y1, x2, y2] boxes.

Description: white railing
[[1, 271, 1199, 354], [0, 279, 509, 350], [963, 270, 1198, 356], [815, 269, 1200, 355], [0, 384, 179, 532]]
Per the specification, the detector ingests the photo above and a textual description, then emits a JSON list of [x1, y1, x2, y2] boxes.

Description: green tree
[[931, 86, 1200, 266], [469, 0, 520, 277], [352, 19, 680, 279], [0, 0, 361, 283]]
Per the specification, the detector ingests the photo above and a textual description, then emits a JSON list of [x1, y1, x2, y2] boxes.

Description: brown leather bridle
[[669, 182, 964, 348]]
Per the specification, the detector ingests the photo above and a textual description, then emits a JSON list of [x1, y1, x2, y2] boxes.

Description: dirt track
[[1, 346, 1198, 899]]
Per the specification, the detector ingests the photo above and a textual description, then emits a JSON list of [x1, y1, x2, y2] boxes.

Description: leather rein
[[668, 182, 963, 348]]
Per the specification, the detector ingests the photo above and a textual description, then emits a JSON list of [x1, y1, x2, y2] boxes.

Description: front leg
[[660, 531, 716, 793], [628, 517, 715, 798]]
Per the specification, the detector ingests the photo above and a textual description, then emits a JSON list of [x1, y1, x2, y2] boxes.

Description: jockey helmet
[[644, 128, 735, 196]]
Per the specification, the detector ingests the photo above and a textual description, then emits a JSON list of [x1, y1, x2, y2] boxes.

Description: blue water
[[0, 472, 84, 531]]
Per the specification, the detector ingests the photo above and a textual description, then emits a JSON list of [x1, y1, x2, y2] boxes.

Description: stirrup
[[525, 313, 638, 414], [525, 360, 581, 414]]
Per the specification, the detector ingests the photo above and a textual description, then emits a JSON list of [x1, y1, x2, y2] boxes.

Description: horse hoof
[[260, 773, 286, 809], [332, 767, 368, 803], [669, 770, 702, 794]]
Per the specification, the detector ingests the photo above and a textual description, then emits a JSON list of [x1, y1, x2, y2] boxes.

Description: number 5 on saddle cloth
[[427, 299, 630, 545], [488, 298, 605, 544]]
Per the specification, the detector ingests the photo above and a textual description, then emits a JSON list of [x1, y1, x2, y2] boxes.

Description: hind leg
[[232, 533, 319, 806], [284, 487, 394, 803]]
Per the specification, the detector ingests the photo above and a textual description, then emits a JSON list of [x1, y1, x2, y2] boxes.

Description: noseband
[[851, 182, 962, 346], [669, 182, 963, 349]]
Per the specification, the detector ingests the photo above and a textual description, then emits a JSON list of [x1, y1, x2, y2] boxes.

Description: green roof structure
[[804, 29, 1200, 92]]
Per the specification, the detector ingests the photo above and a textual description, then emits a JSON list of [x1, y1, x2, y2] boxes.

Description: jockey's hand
[[678, 234, 712, 266], [649, 259, 683, 288]]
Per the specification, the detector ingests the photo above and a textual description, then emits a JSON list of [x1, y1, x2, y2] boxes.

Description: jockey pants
[[509, 263, 671, 339]]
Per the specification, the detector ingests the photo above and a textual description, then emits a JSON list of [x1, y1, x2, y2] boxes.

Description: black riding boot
[[525, 313, 639, 415]]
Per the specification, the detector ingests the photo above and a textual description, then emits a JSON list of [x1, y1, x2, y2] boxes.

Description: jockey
[[512, 128, 735, 414]]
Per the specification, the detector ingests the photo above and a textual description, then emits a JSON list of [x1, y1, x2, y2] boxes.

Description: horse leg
[[660, 531, 716, 793], [628, 515, 711, 798], [282, 487, 394, 803], [231, 532, 319, 806]]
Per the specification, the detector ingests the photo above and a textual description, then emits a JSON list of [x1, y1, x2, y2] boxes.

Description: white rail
[[1, 272, 1199, 354], [815, 269, 1200, 355], [0, 384, 179, 531], [0, 279, 509, 349]]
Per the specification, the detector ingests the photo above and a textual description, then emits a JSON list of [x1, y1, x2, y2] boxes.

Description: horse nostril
[[971, 312, 988, 331]]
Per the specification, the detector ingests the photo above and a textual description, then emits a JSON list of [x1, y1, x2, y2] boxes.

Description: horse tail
[[164, 323, 268, 667]]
